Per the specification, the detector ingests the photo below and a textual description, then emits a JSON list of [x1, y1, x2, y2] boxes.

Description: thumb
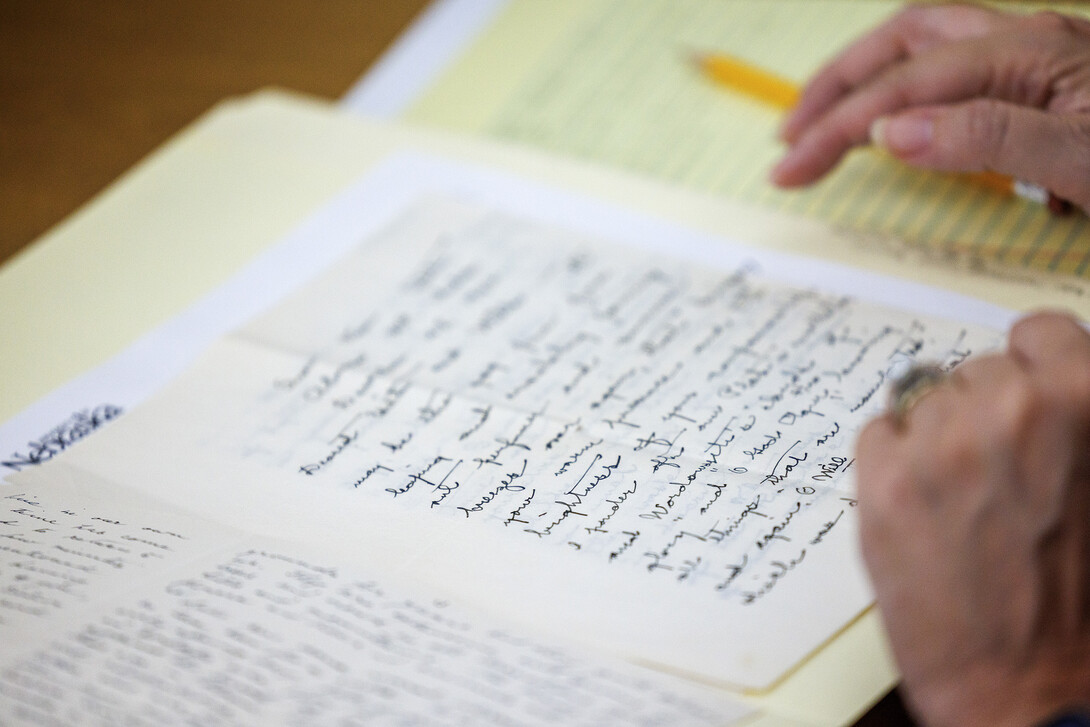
[[871, 101, 1090, 213]]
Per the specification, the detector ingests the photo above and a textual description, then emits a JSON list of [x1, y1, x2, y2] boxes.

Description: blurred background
[[0, 0, 430, 266]]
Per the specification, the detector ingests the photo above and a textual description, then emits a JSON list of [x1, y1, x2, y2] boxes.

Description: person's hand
[[771, 4, 1090, 214], [856, 311, 1090, 727]]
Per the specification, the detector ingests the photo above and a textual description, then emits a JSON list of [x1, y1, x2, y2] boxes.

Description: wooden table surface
[[0, 1, 914, 724], [0, 0, 431, 267]]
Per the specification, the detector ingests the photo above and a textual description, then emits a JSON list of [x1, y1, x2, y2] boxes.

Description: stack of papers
[[5, 2, 1090, 724]]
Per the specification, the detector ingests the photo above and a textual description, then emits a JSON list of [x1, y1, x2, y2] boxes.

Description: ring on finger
[[888, 363, 948, 424]]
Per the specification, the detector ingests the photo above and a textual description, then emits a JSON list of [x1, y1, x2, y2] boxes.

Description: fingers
[[773, 7, 1090, 190], [1008, 311, 1090, 370], [877, 356, 1023, 481], [772, 35, 1015, 187], [858, 313, 1090, 508], [1008, 312, 1090, 419], [780, 4, 1007, 144], [870, 102, 1090, 212], [856, 311, 1090, 726]]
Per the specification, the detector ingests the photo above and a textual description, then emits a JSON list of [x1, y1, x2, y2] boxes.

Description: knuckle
[[1013, 310, 1089, 359], [889, 5, 944, 49], [893, 4, 1001, 48], [1009, 311, 1060, 350], [892, 5, 929, 31], [1009, 312, 1090, 415], [958, 99, 1012, 167]]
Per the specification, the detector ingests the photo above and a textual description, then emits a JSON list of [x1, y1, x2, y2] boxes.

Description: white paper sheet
[[0, 471, 754, 726], [10, 156, 1019, 692], [1, 154, 1017, 481]]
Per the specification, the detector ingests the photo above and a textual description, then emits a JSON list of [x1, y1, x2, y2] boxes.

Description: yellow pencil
[[692, 51, 1072, 215], [692, 52, 799, 110]]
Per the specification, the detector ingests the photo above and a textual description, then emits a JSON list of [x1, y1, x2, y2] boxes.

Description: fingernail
[[870, 115, 933, 155]]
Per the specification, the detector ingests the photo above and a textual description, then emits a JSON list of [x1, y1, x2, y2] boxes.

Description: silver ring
[[889, 363, 947, 424]]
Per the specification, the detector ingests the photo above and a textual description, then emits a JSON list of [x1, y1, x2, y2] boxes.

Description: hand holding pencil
[[696, 5, 1089, 215], [693, 50, 1070, 213], [754, 4, 1090, 215]]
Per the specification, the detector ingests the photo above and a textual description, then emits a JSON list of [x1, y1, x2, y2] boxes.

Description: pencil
[[692, 51, 1072, 215], [692, 52, 799, 110]]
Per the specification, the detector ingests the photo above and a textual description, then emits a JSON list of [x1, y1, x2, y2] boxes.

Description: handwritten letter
[[0, 482, 207, 643], [0, 545, 751, 725], [39, 198, 1001, 686], [222, 202, 996, 602]]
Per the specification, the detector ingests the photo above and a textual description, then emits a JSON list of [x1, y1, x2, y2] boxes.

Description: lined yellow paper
[[407, 0, 1090, 277]]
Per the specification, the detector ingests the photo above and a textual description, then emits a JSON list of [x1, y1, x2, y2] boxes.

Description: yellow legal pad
[[406, 0, 1090, 277]]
